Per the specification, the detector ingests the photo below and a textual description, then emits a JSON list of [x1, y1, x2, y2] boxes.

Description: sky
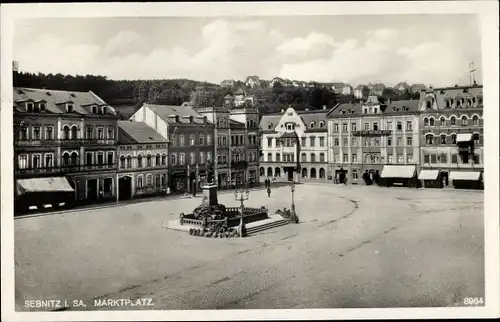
[[13, 15, 483, 87]]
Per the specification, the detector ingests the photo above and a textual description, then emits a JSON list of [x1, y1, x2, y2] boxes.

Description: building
[[410, 83, 427, 93], [269, 77, 285, 88], [417, 85, 483, 188], [330, 83, 345, 94], [354, 85, 369, 99], [395, 82, 411, 93], [259, 106, 329, 182], [232, 88, 256, 107], [13, 60, 19, 72], [129, 103, 215, 194], [116, 121, 169, 200], [13, 87, 120, 212], [220, 79, 236, 88], [368, 83, 386, 96], [342, 84, 353, 95], [245, 76, 261, 88], [326, 96, 420, 184]]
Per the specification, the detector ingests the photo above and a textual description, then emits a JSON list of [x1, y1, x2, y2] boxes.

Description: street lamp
[[289, 180, 299, 223], [234, 187, 250, 237]]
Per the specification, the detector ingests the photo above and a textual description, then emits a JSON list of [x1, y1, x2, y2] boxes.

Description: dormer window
[[426, 100, 432, 109], [91, 105, 97, 114], [374, 107, 378, 113], [341, 110, 346, 114], [310, 121, 315, 128], [26, 102, 34, 112], [39, 102, 46, 112], [319, 121, 325, 128], [363, 108, 368, 114], [268, 123, 273, 130], [445, 100, 450, 108], [462, 88, 468, 93], [67, 103, 74, 113]]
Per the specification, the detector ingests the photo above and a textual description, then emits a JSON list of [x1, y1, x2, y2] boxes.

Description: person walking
[[267, 187, 271, 198]]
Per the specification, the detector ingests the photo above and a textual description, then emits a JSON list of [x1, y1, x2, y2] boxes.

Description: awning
[[450, 171, 481, 181], [381, 165, 416, 179], [418, 170, 440, 180], [16, 177, 74, 195], [456, 133, 473, 143]]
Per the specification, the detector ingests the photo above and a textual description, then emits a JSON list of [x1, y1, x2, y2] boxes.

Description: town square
[[15, 183, 484, 310]]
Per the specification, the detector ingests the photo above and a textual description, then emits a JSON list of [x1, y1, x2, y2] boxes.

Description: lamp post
[[234, 186, 250, 237], [289, 180, 298, 223]]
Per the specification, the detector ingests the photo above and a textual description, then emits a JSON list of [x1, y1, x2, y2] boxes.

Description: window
[[310, 122, 315, 128], [190, 153, 196, 165], [120, 155, 126, 168], [137, 176, 143, 189], [364, 138, 369, 146], [107, 127, 114, 139], [275, 138, 280, 147], [472, 115, 479, 126], [107, 152, 113, 165], [156, 154, 161, 166], [334, 138, 339, 146], [388, 154, 394, 163], [45, 126, 54, 140], [352, 154, 357, 163], [267, 153, 272, 162], [351, 123, 357, 131], [430, 154, 437, 164], [179, 134, 185, 146], [319, 137, 325, 147], [406, 121, 412, 131], [451, 134, 457, 144], [19, 127, 28, 140], [364, 122, 370, 130], [84, 127, 92, 139], [27, 102, 34, 112], [373, 122, 378, 131], [320, 153, 325, 162], [146, 154, 152, 167], [85, 152, 92, 166], [286, 124, 293, 131], [407, 137, 412, 146], [97, 152, 104, 165], [397, 137, 402, 146], [351, 137, 357, 146], [310, 153, 316, 162], [397, 122, 402, 130], [171, 153, 177, 165], [407, 154, 413, 163], [374, 107, 378, 114], [451, 154, 458, 163], [178, 153, 184, 165], [440, 117, 446, 126], [473, 154, 480, 164], [309, 137, 315, 147], [301, 137, 306, 147], [137, 155, 143, 167], [207, 152, 212, 162], [342, 123, 348, 132], [424, 155, 430, 164], [461, 116, 468, 125], [207, 134, 212, 145], [441, 134, 447, 144], [146, 174, 153, 187], [33, 126, 41, 140], [200, 152, 205, 164], [473, 133, 480, 144], [267, 138, 273, 147], [386, 121, 392, 130], [275, 153, 281, 162], [343, 154, 348, 163], [365, 154, 371, 164], [334, 154, 340, 163], [426, 134, 434, 145], [67, 103, 74, 113], [387, 137, 392, 146], [440, 154, 447, 164], [127, 156, 132, 168], [397, 154, 403, 164], [319, 121, 325, 128], [343, 137, 348, 147], [352, 170, 358, 179], [189, 134, 195, 145], [97, 128, 104, 140], [451, 116, 456, 125], [429, 118, 435, 126], [363, 108, 368, 114]]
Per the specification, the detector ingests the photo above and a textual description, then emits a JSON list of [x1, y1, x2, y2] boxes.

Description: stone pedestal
[[201, 184, 218, 206]]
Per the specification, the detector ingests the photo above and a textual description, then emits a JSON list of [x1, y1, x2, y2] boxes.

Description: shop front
[[15, 177, 75, 214], [450, 171, 483, 190], [381, 165, 420, 188], [170, 168, 187, 193], [418, 169, 443, 188]]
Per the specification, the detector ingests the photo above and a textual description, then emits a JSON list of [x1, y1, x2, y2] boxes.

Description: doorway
[[190, 172, 196, 196], [285, 167, 294, 181], [118, 176, 132, 201], [440, 171, 449, 186], [86, 179, 98, 201]]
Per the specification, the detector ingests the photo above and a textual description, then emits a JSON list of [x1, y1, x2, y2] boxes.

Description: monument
[[201, 160, 218, 206]]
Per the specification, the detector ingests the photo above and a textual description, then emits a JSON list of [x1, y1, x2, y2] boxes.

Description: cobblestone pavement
[[14, 184, 484, 310]]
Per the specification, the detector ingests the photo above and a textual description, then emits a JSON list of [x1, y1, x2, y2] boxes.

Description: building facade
[[259, 107, 329, 182], [14, 87, 120, 211], [116, 121, 169, 200], [418, 85, 483, 186], [129, 103, 215, 194], [327, 96, 420, 184]]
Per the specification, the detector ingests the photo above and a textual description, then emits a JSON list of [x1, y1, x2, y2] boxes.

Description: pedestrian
[[267, 187, 271, 198]]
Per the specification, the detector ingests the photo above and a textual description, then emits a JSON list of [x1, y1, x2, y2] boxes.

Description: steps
[[246, 218, 290, 235]]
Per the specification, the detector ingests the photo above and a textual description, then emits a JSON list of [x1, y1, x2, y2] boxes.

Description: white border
[[1, 1, 499, 321]]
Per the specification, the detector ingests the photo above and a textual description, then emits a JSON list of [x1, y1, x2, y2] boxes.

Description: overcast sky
[[13, 15, 482, 87]]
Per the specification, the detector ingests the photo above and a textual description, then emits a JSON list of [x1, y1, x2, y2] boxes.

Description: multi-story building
[[245, 76, 261, 88], [259, 106, 329, 182], [116, 121, 169, 200], [417, 85, 483, 187], [354, 85, 369, 99], [14, 87, 120, 211], [129, 103, 215, 194], [326, 96, 420, 184]]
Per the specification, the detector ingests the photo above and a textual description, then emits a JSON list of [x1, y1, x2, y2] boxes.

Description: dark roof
[[13, 87, 116, 115], [224, 94, 234, 99], [327, 99, 419, 118], [118, 121, 168, 144], [259, 109, 329, 131], [420, 85, 483, 110], [144, 103, 212, 125], [229, 119, 245, 129], [234, 88, 245, 95], [281, 131, 298, 138]]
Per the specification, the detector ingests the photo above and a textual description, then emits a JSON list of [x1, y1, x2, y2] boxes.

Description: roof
[[395, 82, 410, 88], [259, 109, 329, 132], [327, 99, 420, 117], [224, 94, 234, 99], [229, 119, 245, 129], [271, 77, 284, 82], [234, 87, 245, 95], [355, 84, 367, 89], [245, 76, 260, 82], [421, 85, 483, 110], [281, 131, 298, 139], [13, 87, 116, 115], [411, 83, 427, 89], [143, 103, 212, 125], [370, 83, 386, 91], [118, 121, 168, 144]]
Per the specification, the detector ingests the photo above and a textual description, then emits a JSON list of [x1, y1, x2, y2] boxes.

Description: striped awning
[[418, 170, 440, 180], [450, 171, 481, 181], [381, 165, 416, 179], [456, 133, 473, 143], [16, 177, 74, 195]]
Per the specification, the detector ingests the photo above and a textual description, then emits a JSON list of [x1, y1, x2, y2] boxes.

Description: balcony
[[15, 138, 116, 147], [15, 163, 117, 177]]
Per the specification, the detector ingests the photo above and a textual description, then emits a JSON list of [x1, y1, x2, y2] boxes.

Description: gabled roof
[[13, 87, 115, 115], [118, 121, 168, 144], [234, 87, 246, 95], [395, 82, 410, 89], [224, 94, 234, 99], [327, 99, 419, 118], [260, 109, 328, 132], [420, 85, 483, 110], [143, 103, 212, 125], [245, 76, 260, 82]]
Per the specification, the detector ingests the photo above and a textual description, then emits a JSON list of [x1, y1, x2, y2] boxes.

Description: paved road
[[14, 184, 484, 310]]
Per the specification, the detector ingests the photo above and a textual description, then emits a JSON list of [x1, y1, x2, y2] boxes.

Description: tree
[[272, 82, 284, 95]]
